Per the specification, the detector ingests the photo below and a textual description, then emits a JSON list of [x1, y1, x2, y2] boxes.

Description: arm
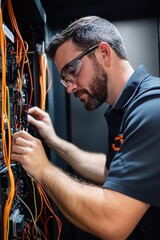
[[28, 106, 107, 184], [49, 137, 107, 184], [11, 131, 149, 240]]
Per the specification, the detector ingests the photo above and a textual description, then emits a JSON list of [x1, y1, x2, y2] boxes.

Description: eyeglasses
[[60, 43, 100, 87]]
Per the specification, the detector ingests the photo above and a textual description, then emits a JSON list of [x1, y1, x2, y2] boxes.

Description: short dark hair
[[46, 16, 128, 60]]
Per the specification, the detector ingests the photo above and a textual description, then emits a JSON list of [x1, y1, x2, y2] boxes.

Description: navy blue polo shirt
[[103, 65, 160, 239]]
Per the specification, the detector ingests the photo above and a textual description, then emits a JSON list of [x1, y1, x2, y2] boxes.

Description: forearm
[[50, 135, 108, 184], [40, 163, 149, 240], [40, 163, 109, 238]]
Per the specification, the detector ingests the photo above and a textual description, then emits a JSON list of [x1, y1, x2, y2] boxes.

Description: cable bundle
[[0, 1, 61, 239], [0, 7, 15, 240]]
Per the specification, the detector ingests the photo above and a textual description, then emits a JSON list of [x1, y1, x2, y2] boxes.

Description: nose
[[66, 81, 77, 94]]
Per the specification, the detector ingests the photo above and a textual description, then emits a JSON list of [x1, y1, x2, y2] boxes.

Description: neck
[[106, 60, 134, 106]]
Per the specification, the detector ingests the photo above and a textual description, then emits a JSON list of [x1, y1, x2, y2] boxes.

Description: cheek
[[77, 62, 94, 87]]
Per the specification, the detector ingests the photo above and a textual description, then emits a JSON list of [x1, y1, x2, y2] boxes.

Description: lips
[[78, 93, 89, 103], [74, 93, 86, 102], [77, 93, 84, 99], [74, 90, 87, 99], [79, 94, 85, 101]]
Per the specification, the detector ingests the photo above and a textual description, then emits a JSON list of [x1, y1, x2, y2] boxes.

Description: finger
[[27, 114, 41, 127], [11, 152, 24, 164], [11, 152, 19, 161], [12, 130, 35, 142], [28, 106, 45, 119], [12, 136, 31, 147], [12, 143, 26, 154]]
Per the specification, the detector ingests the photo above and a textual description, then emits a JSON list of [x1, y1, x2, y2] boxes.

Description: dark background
[[40, 0, 160, 29]]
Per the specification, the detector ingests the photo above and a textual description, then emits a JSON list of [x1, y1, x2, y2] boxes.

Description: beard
[[84, 59, 108, 111]]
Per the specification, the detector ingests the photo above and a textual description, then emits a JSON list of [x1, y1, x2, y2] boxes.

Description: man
[[11, 16, 160, 239]]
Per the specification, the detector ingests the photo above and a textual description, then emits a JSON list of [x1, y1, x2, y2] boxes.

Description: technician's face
[[55, 40, 108, 111]]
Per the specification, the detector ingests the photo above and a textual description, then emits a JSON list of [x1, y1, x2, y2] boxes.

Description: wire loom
[[0, 0, 61, 239]]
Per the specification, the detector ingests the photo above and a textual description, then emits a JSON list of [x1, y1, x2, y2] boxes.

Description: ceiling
[[40, 0, 160, 30]]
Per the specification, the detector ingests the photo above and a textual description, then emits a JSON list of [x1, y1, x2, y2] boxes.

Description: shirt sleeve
[[103, 96, 160, 207]]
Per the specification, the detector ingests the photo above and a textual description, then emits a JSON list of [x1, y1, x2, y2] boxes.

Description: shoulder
[[123, 81, 160, 130]]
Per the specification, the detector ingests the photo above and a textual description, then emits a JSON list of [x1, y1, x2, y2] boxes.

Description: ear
[[96, 42, 111, 67]]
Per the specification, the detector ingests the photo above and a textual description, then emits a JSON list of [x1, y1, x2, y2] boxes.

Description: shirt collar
[[111, 65, 150, 110]]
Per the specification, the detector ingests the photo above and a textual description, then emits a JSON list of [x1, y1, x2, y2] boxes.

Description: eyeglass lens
[[61, 59, 83, 87]]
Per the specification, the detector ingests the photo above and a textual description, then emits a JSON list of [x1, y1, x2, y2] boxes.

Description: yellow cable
[[6, 87, 10, 124], [31, 178, 38, 222]]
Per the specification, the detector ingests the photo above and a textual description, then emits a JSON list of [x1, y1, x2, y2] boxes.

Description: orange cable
[[0, 8, 15, 240], [46, 62, 53, 94], [36, 182, 62, 240]]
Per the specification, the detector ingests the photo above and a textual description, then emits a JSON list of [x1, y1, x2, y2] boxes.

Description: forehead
[[55, 40, 82, 72]]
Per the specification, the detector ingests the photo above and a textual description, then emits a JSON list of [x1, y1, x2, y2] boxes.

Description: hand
[[28, 106, 57, 147], [11, 130, 51, 182]]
